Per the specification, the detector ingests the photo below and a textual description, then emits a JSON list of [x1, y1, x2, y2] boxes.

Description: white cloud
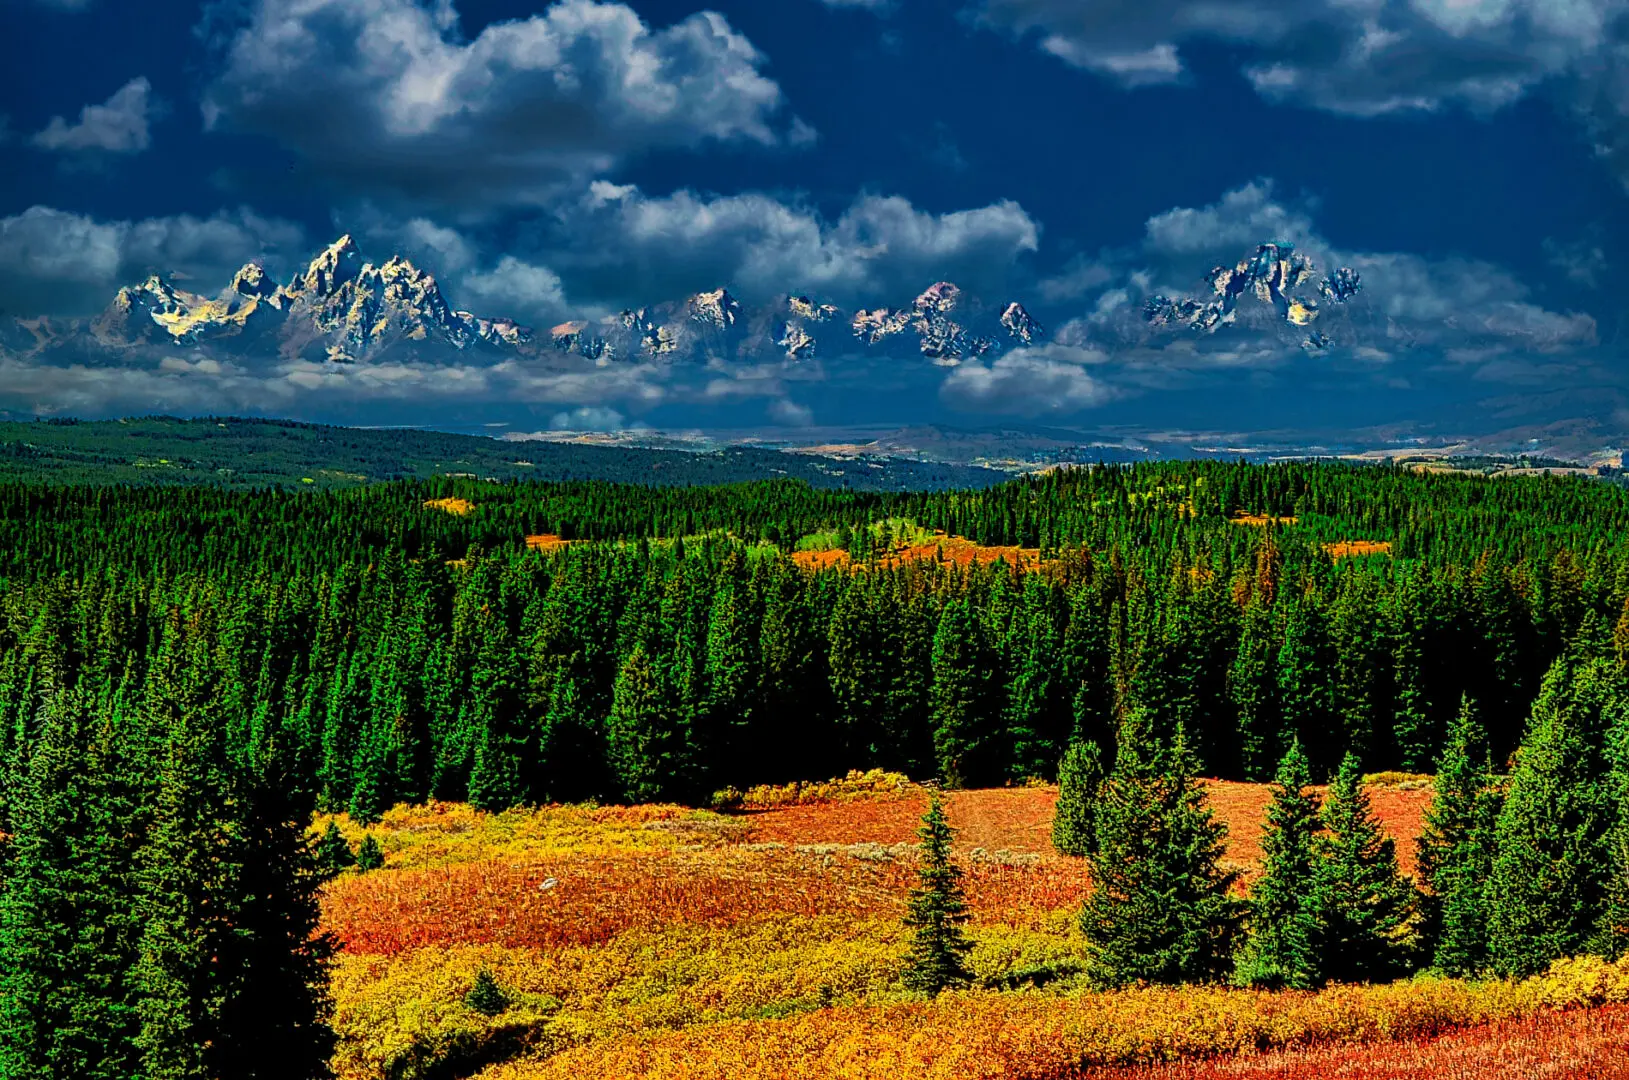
[[768, 398, 814, 425], [940, 343, 1117, 415], [974, 0, 1626, 119], [1053, 180, 1599, 379], [32, 78, 156, 154], [202, 0, 798, 208], [457, 257, 571, 324], [561, 186, 1040, 306], [548, 405, 628, 430], [0, 205, 306, 315]]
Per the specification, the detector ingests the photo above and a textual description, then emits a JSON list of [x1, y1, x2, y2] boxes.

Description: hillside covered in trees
[[4, 459, 1629, 814], [6, 458, 1629, 1077]]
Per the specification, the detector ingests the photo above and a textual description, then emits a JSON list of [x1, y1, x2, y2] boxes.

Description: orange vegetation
[[1088, 1005, 1629, 1079], [525, 534, 572, 553], [478, 965, 1629, 1080], [746, 781, 1428, 877], [791, 533, 1045, 573], [423, 496, 475, 515], [1229, 514, 1298, 527], [1324, 539, 1394, 559]]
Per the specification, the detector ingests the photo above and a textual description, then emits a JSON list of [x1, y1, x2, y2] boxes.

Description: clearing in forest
[[1325, 539, 1394, 558], [1228, 513, 1299, 527], [524, 534, 572, 553], [423, 496, 475, 516], [792, 525, 1044, 573], [314, 776, 1628, 1080]]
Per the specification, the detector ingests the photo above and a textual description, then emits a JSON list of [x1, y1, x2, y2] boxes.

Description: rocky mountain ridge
[[10, 235, 1049, 369]]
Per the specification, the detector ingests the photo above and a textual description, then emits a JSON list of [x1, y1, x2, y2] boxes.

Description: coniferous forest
[[4, 458, 1629, 1076]]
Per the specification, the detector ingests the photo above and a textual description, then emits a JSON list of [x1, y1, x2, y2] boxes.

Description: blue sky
[[2, 0, 1627, 437]]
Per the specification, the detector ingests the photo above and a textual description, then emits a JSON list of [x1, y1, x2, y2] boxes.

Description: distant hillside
[[0, 416, 1008, 491]]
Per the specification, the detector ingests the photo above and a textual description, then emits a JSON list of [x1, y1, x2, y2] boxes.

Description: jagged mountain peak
[[688, 288, 742, 331]]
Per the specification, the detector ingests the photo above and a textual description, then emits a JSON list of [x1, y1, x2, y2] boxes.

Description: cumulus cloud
[[559, 184, 1039, 306], [201, 0, 798, 208], [0, 205, 306, 315], [548, 405, 629, 430], [974, 0, 1625, 117], [32, 78, 156, 154], [1052, 180, 1598, 382], [940, 344, 1118, 415]]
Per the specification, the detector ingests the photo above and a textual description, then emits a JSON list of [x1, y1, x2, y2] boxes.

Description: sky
[[2, 0, 1628, 439]]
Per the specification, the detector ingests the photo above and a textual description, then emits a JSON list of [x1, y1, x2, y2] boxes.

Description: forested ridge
[[5, 458, 1629, 1076], [4, 460, 1629, 815]]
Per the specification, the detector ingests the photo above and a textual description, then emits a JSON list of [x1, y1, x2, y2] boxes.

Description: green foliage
[[1313, 752, 1417, 984], [1081, 713, 1243, 987], [901, 794, 972, 996], [355, 834, 385, 873], [1233, 741, 1323, 989], [1488, 653, 1623, 977], [463, 969, 511, 1017], [316, 821, 356, 878], [1051, 740, 1105, 857], [1417, 696, 1502, 976]]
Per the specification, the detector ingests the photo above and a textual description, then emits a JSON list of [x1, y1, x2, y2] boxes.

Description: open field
[[309, 777, 1629, 1080]]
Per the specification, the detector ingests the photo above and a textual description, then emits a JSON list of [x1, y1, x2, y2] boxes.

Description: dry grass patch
[[424, 497, 475, 515]]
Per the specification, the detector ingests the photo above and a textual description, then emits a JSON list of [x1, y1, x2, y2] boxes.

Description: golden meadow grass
[[316, 780, 1629, 1080]]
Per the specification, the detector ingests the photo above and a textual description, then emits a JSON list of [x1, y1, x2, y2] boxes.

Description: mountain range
[[1, 234, 1056, 369], [1, 234, 1362, 371]]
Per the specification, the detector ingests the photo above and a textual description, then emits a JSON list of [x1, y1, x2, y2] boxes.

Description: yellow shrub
[[312, 801, 748, 870], [735, 770, 912, 809]]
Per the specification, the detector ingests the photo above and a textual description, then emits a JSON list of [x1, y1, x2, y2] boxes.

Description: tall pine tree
[[1233, 741, 1323, 989]]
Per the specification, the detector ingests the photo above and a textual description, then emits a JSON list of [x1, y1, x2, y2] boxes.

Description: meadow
[[316, 774, 1629, 1080]]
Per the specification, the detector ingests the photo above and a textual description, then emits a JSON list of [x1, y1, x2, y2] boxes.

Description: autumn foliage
[[317, 780, 1629, 1080]]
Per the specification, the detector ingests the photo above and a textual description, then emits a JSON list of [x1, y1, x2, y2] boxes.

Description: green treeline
[[4, 461, 1629, 819], [4, 458, 1629, 1073]]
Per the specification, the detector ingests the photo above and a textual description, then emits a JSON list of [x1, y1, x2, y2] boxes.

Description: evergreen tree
[[606, 645, 691, 803], [1488, 654, 1623, 976], [901, 794, 972, 996], [355, 834, 384, 873], [1314, 752, 1416, 983], [1051, 739, 1104, 857], [0, 694, 145, 1080], [930, 598, 993, 786], [464, 969, 510, 1017], [314, 821, 355, 878], [1417, 696, 1501, 975], [1081, 712, 1242, 987], [1234, 741, 1324, 989]]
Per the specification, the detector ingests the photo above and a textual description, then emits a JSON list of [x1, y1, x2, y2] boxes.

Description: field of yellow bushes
[[317, 779, 1629, 1080]]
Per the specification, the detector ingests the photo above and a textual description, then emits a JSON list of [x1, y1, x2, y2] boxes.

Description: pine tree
[[1234, 741, 1324, 989], [901, 794, 972, 996], [1599, 698, 1629, 959], [1314, 752, 1416, 983], [464, 969, 510, 1017], [0, 693, 146, 1080], [1417, 696, 1501, 975], [930, 598, 993, 786], [1488, 654, 1623, 976], [355, 833, 384, 872], [1080, 712, 1242, 986], [1051, 739, 1104, 857], [314, 821, 355, 878]]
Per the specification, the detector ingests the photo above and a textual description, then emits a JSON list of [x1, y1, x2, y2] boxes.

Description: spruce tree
[[1314, 752, 1416, 983], [464, 969, 510, 1017], [930, 598, 993, 786], [1598, 700, 1629, 959], [901, 793, 972, 995], [315, 820, 356, 878], [1417, 696, 1501, 975], [1051, 739, 1104, 857], [1488, 654, 1622, 977], [1080, 712, 1242, 987], [1234, 740, 1324, 989], [0, 694, 145, 1080], [355, 833, 385, 872]]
